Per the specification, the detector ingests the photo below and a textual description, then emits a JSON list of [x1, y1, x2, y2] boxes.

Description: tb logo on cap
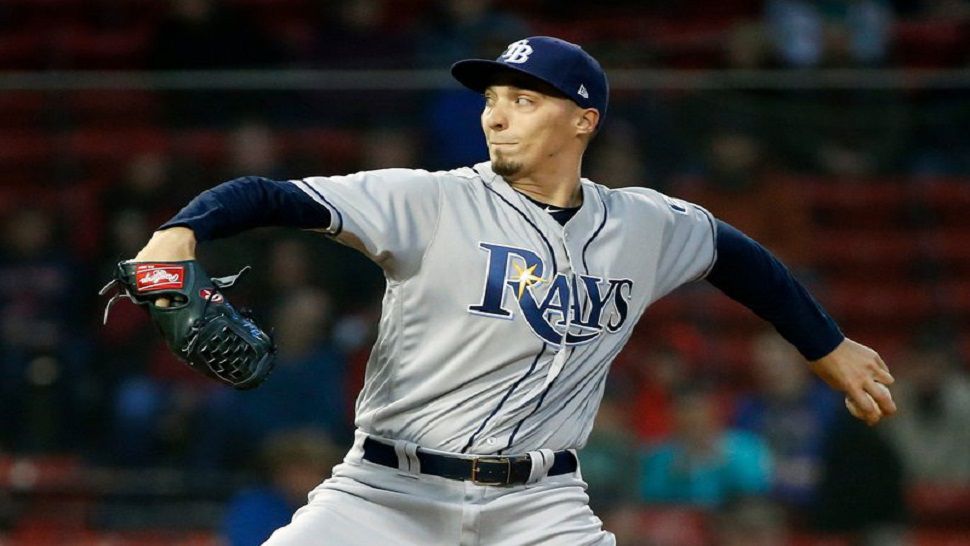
[[501, 39, 533, 64]]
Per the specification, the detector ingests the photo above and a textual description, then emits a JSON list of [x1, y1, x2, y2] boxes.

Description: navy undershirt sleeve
[[706, 219, 844, 361], [159, 176, 332, 241]]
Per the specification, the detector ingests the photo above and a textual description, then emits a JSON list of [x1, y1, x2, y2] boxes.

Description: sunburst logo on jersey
[[511, 262, 544, 300]]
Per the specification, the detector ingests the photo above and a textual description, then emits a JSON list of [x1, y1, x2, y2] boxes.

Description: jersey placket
[[515, 197, 586, 405]]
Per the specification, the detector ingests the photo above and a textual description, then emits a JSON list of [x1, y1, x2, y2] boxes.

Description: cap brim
[[451, 59, 551, 94]]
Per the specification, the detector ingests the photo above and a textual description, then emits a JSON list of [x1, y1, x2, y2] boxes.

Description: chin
[[491, 157, 523, 178]]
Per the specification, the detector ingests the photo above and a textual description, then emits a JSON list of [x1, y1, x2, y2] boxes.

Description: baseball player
[[130, 37, 897, 545]]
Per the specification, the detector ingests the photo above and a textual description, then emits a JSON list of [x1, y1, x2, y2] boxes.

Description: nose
[[483, 101, 508, 132]]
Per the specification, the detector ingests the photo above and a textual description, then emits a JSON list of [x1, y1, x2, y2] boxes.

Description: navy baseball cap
[[451, 36, 609, 120]]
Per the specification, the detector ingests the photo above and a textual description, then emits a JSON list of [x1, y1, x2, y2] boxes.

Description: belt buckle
[[471, 456, 511, 486]]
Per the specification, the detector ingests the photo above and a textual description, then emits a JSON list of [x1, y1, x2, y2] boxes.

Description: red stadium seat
[[806, 178, 914, 229], [171, 129, 227, 165], [605, 506, 711, 546], [0, 31, 48, 70], [825, 279, 937, 324], [0, 92, 47, 129], [893, 20, 967, 68], [64, 127, 170, 163], [48, 25, 154, 69], [0, 130, 54, 168], [789, 532, 853, 546], [811, 228, 926, 279], [61, 90, 161, 125]]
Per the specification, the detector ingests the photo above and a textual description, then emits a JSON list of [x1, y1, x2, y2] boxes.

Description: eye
[[515, 96, 534, 106]]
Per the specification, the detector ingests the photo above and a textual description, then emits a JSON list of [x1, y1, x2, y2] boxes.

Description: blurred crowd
[[0, 0, 969, 544]]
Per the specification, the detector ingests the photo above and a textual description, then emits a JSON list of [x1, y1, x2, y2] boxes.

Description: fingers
[[874, 353, 893, 382], [866, 380, 897, 418], [846, 381, 897, 426], [154, 297, 171, 308], [813, 337, 898, 425], [846, 386, 877, 421], [874, 366, 895, 386]]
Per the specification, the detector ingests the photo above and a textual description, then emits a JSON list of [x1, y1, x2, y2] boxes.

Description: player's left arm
[[705, 220, 897, 426]]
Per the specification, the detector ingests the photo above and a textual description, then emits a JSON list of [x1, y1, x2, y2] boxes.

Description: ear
[[575, 108, 600, 136]]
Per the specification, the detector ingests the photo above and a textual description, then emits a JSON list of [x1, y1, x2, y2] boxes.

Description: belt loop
[[526, 448, 556, 484], [404, 443, 421, 474], [393, 439, 421, 473], [567, 449, 581, 480]]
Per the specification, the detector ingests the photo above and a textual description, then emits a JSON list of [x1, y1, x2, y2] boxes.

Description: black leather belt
[[362, 437, 577, 486]]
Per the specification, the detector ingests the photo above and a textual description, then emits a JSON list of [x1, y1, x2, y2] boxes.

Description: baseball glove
[[99, 260, 276, 390]]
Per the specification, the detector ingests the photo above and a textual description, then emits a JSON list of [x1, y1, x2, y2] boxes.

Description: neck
[[502, 157, 584, 208]]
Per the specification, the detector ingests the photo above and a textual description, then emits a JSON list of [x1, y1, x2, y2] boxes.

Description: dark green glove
[[100, 260, 276, 390]]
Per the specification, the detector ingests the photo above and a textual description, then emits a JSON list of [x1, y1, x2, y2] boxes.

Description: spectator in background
[[201, 287, 350, 469], [304, 0, 419, 127], [674, 129, 814, 270], [884, 337, 970, 484], [310, 0, 413, 69], [97, 151, 208, 465], [101, 151, 185, 230], [0, 207, 85, 452], [360, 126, 419, 170], [713, 497, 789, 546], [418, 0, 531, 170], [639, 387, 773, 508], [579, 396, 640, 513], [147, 0, 286, 125], [623, 347, 691, 445], [585, 118, 649, 189], [414, 0, 531, 68], [224, 120, 287, 181], [222, 428, 342, 546], [765, 0, 894, 68], [813, 410, 907, 543], [148, 0, 284, 70], [266, 239, 314, 296], [734, 332, 840, 510]]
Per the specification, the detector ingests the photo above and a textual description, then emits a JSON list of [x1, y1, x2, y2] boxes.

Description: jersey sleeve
[[651, 193, 718, 299], [292, 168, 443, 280]]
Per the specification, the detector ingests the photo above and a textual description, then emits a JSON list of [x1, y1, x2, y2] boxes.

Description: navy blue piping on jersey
[[293, 178, 344, 236], [695, 204, 718, 279], [503, 346, 575, 453], [552, 318, 632, 433], [482, 182, 558, 273], [159, 176, 335, 240], [461, 345, 546, 454], [706, 220, 844, 361], [556, 344, 612, 418], [581, 185, 609, 275]]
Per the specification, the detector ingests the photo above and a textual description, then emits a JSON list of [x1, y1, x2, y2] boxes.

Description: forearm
[[705, 220, 843, 361], [159, 176, 332, 241]]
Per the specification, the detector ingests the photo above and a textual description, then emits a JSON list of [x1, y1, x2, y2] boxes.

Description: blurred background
[[0, 0, 967, 544]]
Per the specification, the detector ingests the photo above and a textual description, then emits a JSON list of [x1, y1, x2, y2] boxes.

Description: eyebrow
[[484, 74, 566, 99]]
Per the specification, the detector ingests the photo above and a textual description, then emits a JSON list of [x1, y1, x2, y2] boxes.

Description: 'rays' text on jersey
[[468, 242, 633, 345]]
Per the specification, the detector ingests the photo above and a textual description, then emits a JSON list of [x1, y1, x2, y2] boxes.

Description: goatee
[[491, 158, 522, 177]]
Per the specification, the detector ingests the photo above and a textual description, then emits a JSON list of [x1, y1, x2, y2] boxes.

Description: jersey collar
[[473, 161, 604, 236]]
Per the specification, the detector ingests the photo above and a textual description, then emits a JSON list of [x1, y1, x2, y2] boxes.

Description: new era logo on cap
[[451, 36, 609, 120]]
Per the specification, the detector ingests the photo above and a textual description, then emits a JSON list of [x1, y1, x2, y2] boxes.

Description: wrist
[[135, 226, 197, 261]]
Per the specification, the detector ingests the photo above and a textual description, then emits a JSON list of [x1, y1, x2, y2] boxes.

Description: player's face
[[481, 81, 586, 179]]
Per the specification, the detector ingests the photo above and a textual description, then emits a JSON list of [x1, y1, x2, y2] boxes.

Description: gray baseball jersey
[[291, 161, 716, 456]]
